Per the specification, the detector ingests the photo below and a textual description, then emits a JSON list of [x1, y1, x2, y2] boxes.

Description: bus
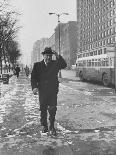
[[75, 47, 115, 86]]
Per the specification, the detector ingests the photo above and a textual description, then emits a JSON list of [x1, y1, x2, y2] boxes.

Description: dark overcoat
[[31, 55, 67, 95]]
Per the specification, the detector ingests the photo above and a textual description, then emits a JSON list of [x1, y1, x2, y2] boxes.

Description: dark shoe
[[49, 128, 57, 136], [42, 126, 48, 133]]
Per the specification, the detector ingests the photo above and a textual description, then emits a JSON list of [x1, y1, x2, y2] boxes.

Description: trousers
[[39, 92, 57, 127]]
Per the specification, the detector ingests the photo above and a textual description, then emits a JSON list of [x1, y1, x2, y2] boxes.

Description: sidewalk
[[0, 74, 16, 97], [0, 71, 74, 155]]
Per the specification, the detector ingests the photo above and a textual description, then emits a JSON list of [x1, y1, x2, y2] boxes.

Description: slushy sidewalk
[[0, 71, 75, 155]]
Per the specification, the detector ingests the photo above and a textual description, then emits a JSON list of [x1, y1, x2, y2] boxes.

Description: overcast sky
[[11, 0, 77, 65]]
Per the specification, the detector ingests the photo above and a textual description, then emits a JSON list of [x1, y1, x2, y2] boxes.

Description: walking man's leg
[[39, 94, 48, 133], [48, 94, 57, 135]]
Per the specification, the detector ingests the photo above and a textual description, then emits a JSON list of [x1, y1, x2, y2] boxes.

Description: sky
[[10, 0, 77, 65]]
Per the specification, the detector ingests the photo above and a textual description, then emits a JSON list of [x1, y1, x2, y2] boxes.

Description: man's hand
[[52, 50, 59, 58], [33, 88, 38, 95]]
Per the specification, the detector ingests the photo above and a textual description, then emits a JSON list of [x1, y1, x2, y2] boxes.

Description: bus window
[[104, 48, 107, 54], [83, 60, 86, 66], [89, 60, 91, 67], [92, 59, 94, 66], [98, 59, 101, 66], [106, 58, 109, 66], [102, 58, 105, 66], [95, 59, 98, 66], [87, 60, 89, 66], [110, 58, 113, 66], [98, 50, 100, 55]]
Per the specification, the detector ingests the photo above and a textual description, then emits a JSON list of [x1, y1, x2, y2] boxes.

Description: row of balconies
[[80, 26, 116, 41]]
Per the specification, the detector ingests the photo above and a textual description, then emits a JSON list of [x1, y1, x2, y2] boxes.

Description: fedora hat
[[41, 47, 54, 55]]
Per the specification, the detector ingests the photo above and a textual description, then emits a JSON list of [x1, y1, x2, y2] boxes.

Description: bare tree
[[0, 0, 21, 73]]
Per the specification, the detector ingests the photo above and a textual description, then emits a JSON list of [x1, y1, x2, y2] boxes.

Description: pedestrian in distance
[[14, 65, 21, 78], [24, 65, 30, 77], [31, 47, 67, 136]]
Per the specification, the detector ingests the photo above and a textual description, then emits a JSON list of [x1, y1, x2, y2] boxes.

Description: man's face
[[43, 54, 52, 64]]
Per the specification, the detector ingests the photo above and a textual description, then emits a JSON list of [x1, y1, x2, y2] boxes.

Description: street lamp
[[49, 12, 69, 78]]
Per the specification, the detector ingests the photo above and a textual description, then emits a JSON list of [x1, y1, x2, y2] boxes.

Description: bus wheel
[[79, 72, 84, 81], [102, 73, 110, 86]]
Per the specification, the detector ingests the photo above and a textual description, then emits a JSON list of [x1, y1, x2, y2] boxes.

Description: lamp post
[[49, 12, 69, 78]]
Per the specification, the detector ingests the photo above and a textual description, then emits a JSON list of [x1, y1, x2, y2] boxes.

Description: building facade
[[47, 33, 55, 50], [55, 21, 78, 69], [76, 0, 116, 59], [31, 38, 49, 66], [31, 40, 40, 66], [39, 38, 49, 61]]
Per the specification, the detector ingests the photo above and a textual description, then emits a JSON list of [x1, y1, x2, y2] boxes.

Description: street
[[0, 69, 116, 155]]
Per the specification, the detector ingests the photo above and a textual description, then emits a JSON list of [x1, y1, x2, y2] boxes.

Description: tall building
[[31, 38, 49, 66], [55, 21, 78, 69], [47, 33, 55, 51], [76, 0, 116, 58], [55, 23, 65, 55], [39, 38, 49, 60], [31, 40, 40, 65]]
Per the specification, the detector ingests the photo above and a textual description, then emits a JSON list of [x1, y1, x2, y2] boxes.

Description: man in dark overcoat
[[31, 47, 67, 135]]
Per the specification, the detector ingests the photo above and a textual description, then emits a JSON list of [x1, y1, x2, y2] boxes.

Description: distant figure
[[31, 47, 67, 136], [24, 65, 30, 77], [15, 65, 20, 78]]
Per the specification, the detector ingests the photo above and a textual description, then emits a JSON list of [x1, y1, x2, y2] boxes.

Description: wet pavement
[[0, 70, 116, 155]]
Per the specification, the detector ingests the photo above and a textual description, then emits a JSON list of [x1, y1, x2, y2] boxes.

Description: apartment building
[[31, 40, 40, 65], [76, 0, 116, 57], [55, 21, 78, 69], [31, 38, 49, 66]]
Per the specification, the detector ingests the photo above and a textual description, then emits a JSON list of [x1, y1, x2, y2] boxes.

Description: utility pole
[[49, 12, 69, 78]]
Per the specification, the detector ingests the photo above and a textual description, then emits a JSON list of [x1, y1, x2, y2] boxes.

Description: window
[[107, 29, 110, 35], [95, 59, 98, 66], [94, 50, 97, 55], [110, 1, 113, 7], [110, 28, 113, 34], [113, 8, 116, 15], [103, 40, 106, 45], [90, 52, 93, 56], [114, 36, 116, 42], [101, 32, 104, 38], [110, 58, 113, 66], [104, 48, 107, 54], [102, 58, 106, 66], [98, 59, 101, 66], [107, 21, 110, 27], [110, 10, 113, 17], [98, 49, 101, 55], [114, 26, 116, 33], [107, 38, 110, 44], [113, 17, 116, 23], [110, 37, 113, 43], [92, 59, 94, 66], [106, 58, 109, 66], [110, 19, 113, 26], [104, 31, 107, 37]]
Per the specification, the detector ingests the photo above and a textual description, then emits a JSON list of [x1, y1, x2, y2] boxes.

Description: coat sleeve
[[57, 55, 67, 70], [31, 63, 38, 90]]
